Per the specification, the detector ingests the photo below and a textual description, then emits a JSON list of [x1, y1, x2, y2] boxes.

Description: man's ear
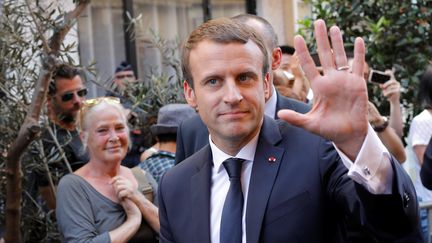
[[264, 73, 271, 100], [271, 47, 282, 70], [46, 94, 53, 110], [183, 80, 197, 108]]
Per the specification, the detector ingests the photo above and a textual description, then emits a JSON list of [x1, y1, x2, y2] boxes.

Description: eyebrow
[[239, 71, 259, 79]]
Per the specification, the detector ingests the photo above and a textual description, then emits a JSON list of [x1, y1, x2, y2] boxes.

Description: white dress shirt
[[264, 86, 277, 118], [208, 124, 393, 243]]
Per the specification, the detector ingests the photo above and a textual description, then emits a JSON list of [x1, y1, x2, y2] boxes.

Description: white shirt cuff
[[333, 124, 394, 194]]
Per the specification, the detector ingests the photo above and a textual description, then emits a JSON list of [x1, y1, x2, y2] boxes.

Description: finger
[[277, 109, 310, 129], [294, 35, 319, 83], [110, 175, 124, 184], [351, 37, 365, 77], [384, 69, 396, 80], [314, 19, 334, 72], [382, 80, 393, 88], [329, 26, 348, 69]]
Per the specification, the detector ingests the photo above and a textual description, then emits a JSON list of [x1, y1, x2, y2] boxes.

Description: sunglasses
[[60, 88, 88, 102], [79, 97, 121, 127], [82, 96, 120, 108]]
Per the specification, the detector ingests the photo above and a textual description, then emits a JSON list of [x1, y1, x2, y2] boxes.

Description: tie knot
[[223, 158, 244, 179]]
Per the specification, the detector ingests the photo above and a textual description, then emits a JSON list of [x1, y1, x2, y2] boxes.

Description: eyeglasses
[[60, 88, 88, 102], [116, 74, 135, 79]]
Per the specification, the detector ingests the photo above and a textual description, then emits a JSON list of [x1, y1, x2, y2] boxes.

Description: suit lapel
[[190, 146, 213, 243], [246, 117, 285, 243], [275, 91, 294, 119]]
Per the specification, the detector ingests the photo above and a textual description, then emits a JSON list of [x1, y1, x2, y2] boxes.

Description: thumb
[[277, 109, 309, 128]]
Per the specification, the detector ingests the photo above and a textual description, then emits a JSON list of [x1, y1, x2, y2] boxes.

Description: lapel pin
[[268, 156, 277, 163]]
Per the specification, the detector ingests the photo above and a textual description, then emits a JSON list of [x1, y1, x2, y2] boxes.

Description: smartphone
[[368, 69, 391, 84]]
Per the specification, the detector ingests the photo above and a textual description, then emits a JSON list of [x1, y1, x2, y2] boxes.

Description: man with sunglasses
[[47, 64, 88, 130], [28, 64, 90, 210]]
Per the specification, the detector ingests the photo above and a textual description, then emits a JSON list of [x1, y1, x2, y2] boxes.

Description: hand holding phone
[[368, 69, 391, 84]]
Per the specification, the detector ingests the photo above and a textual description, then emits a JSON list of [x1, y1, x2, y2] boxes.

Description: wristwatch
[[373, 116, 389, 132]]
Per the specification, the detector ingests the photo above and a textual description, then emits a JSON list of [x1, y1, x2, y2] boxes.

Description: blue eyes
[[205, 75, 251, 86], [238, 75, 249, 82], [208, 79, 218, 85]]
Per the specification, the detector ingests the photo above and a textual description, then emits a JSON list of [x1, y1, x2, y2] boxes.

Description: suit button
[[403, 192, 410, 208]]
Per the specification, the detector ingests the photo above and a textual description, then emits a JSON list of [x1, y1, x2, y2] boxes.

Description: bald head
[[231, 14, 278, 52], [231, 14, 282, 94]]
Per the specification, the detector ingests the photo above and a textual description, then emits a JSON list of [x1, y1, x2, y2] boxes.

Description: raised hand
[[278, 19, 368, 160], [381, 78, 400, 103]]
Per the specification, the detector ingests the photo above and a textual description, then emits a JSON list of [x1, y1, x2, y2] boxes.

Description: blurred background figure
[[347, 55, 405, 163], [112, 61, 137, 92], [29, 63, 89, 210], [139, 104, 196, 183], [274, 45, 311, 103], [107, 61, 148, 168], [279, 45, 295, 71], [56, 97, 159, 242], [404, 65, 432, 241], [405, 65, 432, 200]]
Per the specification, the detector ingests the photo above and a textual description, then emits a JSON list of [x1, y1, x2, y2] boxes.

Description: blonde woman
[[56, 97, 159, 243]]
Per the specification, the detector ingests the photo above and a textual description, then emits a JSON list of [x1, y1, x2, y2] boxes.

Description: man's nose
[[223, 80, 243, 103], [72, 93, 84, 106]]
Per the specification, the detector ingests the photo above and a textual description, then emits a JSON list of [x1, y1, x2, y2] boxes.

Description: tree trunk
[[4, 2, 89, 242]]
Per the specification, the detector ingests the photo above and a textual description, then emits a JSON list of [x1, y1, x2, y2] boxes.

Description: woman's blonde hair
[[78, 97, 130, 151]]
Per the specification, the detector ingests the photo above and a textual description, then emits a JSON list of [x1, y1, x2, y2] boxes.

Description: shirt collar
[[264, 85, 277, 119], [209, 131, 260, 173]]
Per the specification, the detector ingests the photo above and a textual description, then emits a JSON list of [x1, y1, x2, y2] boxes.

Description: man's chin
[[59, 114, 77, 124]]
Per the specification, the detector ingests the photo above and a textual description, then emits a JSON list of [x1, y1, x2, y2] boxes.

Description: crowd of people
[[20, 13, 432, 243]]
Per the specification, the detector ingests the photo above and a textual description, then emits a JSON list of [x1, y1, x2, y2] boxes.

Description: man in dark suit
[[175, 14, 310, 164], [159, 18, 421, 242]]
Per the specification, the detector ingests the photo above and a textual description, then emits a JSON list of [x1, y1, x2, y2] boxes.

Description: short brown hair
[[181, 17, 269, 88]]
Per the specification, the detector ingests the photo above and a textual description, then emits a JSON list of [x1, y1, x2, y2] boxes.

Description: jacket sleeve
[[175, 121, 186, 164], [319, 139, 421, 241], [158, 173, 176, 243]]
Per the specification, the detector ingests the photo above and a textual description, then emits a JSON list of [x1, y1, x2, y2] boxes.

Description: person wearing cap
[[139, 104, 196, 183], [107, 61, 148, 168], [113, 61, 136, 91]]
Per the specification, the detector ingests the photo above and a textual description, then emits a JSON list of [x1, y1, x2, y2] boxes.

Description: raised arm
[[278, 19, 368, 161], [368, 101, 406, 163], [381, 76, 404, 137]]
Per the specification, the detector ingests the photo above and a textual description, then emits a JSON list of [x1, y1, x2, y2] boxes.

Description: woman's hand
[[381, 76, 400, 104], [109, 198, 142, 243], [111, 175, 140, 203]]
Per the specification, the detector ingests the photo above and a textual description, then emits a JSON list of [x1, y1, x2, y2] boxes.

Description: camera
[[368, 69, 391, 84]]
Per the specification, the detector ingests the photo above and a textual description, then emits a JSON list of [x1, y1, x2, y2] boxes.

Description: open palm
[[278, 20, 368, 160]]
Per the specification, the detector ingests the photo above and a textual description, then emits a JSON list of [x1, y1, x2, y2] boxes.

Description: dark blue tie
[[220, 158, 245, 243]]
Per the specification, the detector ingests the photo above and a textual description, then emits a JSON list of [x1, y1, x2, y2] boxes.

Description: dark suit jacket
[[175, 93, 311, 164], [160, 117, 420, 243]]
